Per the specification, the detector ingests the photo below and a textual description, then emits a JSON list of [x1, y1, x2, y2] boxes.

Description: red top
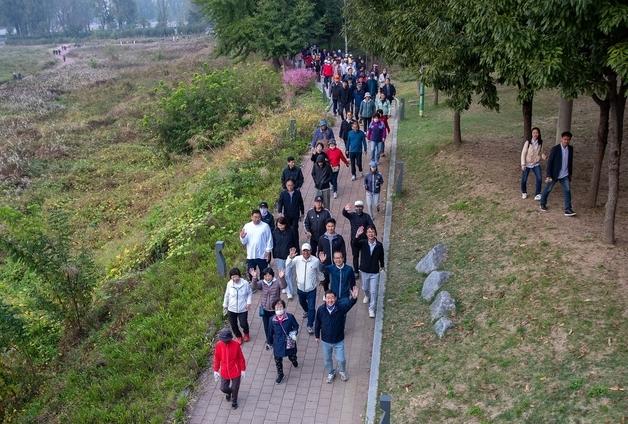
[[326, 147, 349, 167], [322, 63, 334, 77], [213, 340, 246, 379]]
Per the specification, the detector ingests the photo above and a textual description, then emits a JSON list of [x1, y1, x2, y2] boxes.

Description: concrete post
[[395, 161, 404, 195], [379, 394, 392, 424], [215, 241, 226, 278], [289, 119, 297, 142], [399, 98, 405, 121]]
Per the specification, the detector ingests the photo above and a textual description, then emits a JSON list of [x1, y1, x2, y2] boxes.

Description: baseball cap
[[354, 200, 364, 207], [301, 243, 311, 251], [369, 161, 378, 168], [259, 201, 269, 208], [314, 195, 323, 202]]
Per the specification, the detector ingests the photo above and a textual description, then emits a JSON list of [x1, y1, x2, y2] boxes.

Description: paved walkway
[[188, 104, 396, 424]]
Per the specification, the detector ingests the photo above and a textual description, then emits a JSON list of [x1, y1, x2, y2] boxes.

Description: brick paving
[[188, 108, 394, 424]]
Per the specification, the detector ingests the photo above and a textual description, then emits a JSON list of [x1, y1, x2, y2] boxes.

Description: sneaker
[[232, 401, 238, 410], [363, 295, 369, 304], [291, 359, 299, 368], [369, 310, 375, 318], [540, 205, 548, 212], [339, 371, 348, 382], [521, 193, 528, 199], [333, 192, 338, 199], [534, 194, 542, 201], [226, 393, 231, 401], [351, 175, 356, 181], [307, 326, 314, 335], [282, 289, 287, 293], [302, 312, 308, 319], [564, 209, 577, 217], [275, 374, 284, 384], [235, 337, 243, 344], [242, 333, 250, 342], [327, 372, 336, 384]]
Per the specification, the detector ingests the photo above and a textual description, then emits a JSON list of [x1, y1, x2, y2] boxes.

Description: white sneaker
[[363, 296, 369, 304], [369, 310, 375, 318], [287, 294, 294, 300], [327, 372, 335, 384], [333, 192, 337, 199], [339, 371, 348, 382], [351, 175, 356, 181], [534, 194, 541, 201], [521, 193, 528, 199], [281, 289, 287, 293]]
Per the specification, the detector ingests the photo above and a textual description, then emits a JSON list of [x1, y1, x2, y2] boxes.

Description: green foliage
[[144, 63, 282, 153]]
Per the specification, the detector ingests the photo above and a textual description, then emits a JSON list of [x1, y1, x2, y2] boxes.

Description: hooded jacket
[[303, 207, 332, 240], [312, 160, 332, 190], [223, 278, 252, 313], [213, 339, 246, 379]]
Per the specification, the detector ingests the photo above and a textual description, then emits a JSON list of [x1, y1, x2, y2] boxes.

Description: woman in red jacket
[[326, 140, 349, 199], [213, 328, 247, 409]]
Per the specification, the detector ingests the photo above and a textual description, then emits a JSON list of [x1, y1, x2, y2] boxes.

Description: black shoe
[[275, 374, 284, 384], [225, 393, 231, 401], [564, 209, 576, 217], [291, 359, 299, 368], [265, 343, 271, 351], [540, 205, 548, 212], [302, 312, 308, 319], [232, 401, 238, 409]]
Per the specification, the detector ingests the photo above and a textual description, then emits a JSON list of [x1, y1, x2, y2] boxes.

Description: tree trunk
[[603, 73, 626, 244], [453, 110, 462, 144], [522, 97, 533, 142], [434, 88, 439, 106], [271, 57, 282, 71], [555, 97, 573, 144], [587, 94, 609, 208]]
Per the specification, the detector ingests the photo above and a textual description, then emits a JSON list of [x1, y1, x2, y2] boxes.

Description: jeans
[[261, 309, 275, 344], [360, 271, 380, 313], [228, 311, 249, 338], [220, 376, 241, 402], [349, 152, 363, 176], [362, 117, 372, 132], [540, 176, 572, 211], [366, 191, 380, 218], [331, 171, 340, 193], [321, 340, 346, 375], [521, 165, 542, 195], [317, 188, 331, 209], [274, 258, 295, 296], [370, 141, 383, 163], [297, 288, 317, 328]]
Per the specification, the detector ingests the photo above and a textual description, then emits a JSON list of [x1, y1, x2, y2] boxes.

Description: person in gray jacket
[[364, 161, 384, 219]]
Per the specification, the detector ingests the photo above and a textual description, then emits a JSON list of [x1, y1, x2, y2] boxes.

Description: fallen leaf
[[524, 384, 531, 392], [412, 321, 425, 328], [609, 386, 624, 391]]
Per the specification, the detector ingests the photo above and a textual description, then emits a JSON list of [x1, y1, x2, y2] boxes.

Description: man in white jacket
[[240, 209, 273, 279], [286, 243, 324, 334], [222, 267, 253, 344]]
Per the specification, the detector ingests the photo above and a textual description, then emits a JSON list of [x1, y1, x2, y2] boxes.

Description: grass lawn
[[0, 44, 56, 82], [379, 82, 627, 422]]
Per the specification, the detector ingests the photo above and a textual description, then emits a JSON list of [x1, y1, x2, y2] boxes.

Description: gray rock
[[430, 291, 456, 322], [421, 271, 453, 302], [415, 243, 448, 274], [433, 317, 454, 338]]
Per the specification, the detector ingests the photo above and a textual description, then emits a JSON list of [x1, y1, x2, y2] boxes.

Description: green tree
[[112, 0, 138, 28]]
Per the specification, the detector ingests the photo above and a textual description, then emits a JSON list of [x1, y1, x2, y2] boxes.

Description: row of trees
[[0, 0, 200, 36]]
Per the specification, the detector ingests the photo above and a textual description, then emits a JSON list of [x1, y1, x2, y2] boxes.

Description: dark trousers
[[309, 237, 319, 257], [220, 376, 241, 402], [261, 309, 274, 344], [247, 258, 268, 280], [349, 152, 363, 176], [228, 311, 249, 338], [286, 216, 300, 247], [297, 288, 317, 328], [275, 355, 298, 376], [321, 268, 330, 292], [331, 171, 339, 193], [350, 239, 360, 273], [362, 117, 372, 132], [339, 102, 350, 119], [332, 98, 340, 115]]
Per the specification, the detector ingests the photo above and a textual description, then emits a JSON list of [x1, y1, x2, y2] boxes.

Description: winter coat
[[364, 171, 384, 194], [359, 99, 376, 119], [324, 263, 356, 301], [342, 209, 374, 241], [311, 127, 335, 149], [252, 276, 286, 311], [375, 98, 391, 116], [314, 298, 357, 343], [213, 340, 246, 379], [277, 190, 304, 223], [286, 254, 324, 292], [354, 88, 366, 112], [339, 86, 351, 105], [346, 130, 367, 153], [367, 78, 378, 96], [357, 238, 385, 273], [317, 233, 346, 265], [382, 83, 396, 102], [339, 119, 353, 142], [223, 278, 253, 313], [367, 120, 387, 142], [326, 147, 349, 169], [303, 207, 332, 240], [312, 161, 333, 190], [269, 313, 299, 358], [272, 227, 297, 260], [281, 165, 304, 189], [330, 82, 343, 100]]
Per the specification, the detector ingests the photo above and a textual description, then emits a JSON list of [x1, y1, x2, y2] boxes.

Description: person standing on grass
[[339, 111, 354, 148], [367, 113, 387, 164], [326, 140, 349, 199], [345, 120, 368, 181], [359, 92, 376, 132], [342, 200, 374, 276], [240, 209, 273, 279], [213, 328, 246, 409], [277, 178, 304, 243], [304, 195, 332, 255], [312, 154, 333, 209], [317, 218, 346, 292], [365, 161, 384, 219], [355, 225, 385, 318], [281, 156, 304, 190], [259, 201, 274, 229], [540, 131, 576, 216], [520, 127, 546, 201], [318, 250, 356, 309], [286, 243, 324, 335], [269, 299, 299, 384], [222, 268, 253, 344], [272, 217, 297, 300], [250, 267, 286, 350], [311, 119, 335, 150], [315, 287, 359, 384]]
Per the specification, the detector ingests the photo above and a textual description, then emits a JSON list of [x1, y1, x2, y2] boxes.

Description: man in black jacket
[[303, 196, 332, 256], [281, 156, 304, 190], [259, 201, 274, 229], [312, 154, 332, 208], [540, 131, 576, 216], [338, 111, 354, 148], [382, 78, 396, 103], [272, 217, 297, 299], [277, 179, 304, 243], [317, 218, 346, 292], [342, 201, 374, 277], [356, 225, 385, 318], [330, 77, 343, 116], [315, 287, 358, 383], [339, 80, 351, 120]]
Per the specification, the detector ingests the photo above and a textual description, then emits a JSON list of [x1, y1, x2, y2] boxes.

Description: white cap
[[301, 243, 312, 251], [354, 200, 364, 206]]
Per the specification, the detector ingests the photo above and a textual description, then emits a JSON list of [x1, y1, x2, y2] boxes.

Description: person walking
[[272, 217, 297, 300], [520, 127, 546, 200], [303, 195, 332, 255], [259, 201, 274, 229], [330, 76, 343, 116], [222, 268, 253, 343], [345, 120, 368, 180], [239, 209, 273, 278], [213, 328, 246, 409], [318, 250, 356, 309], [322, 59, 334, 90], [540, 131, 576, 216], [311, 119, 335, 150], [353, 82, 367, 121], [339, 80, 351, 119], [314, 287, 359, 383], [366, 72, 378, 97], [317, 218, 346, 292], [355, 225, 385, 318], [250, 267, 286, 350], [281, 156, 304, 190], [285, 243, 324, 334], [326, 140, 349, 199], [338, 111, 354, 148], [277, 178, 304, 243], [367, 113, 387, 164], [269, 299, 299, 384], [312, 154, 333, 208], [342, 201, 374, 276], [365, 161, 384, 219], [375, 92, 391, 133], [382, 78, 396, 103], [359, 92, 376, 132]]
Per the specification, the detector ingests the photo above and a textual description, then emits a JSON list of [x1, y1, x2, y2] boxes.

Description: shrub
[[283, 68, 317, 92]]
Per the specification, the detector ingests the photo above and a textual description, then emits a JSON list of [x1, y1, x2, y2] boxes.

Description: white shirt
[[240, 221, 273, 260], [558, 145, 569, 179]]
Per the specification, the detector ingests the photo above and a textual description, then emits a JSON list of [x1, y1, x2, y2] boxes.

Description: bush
[[145, 63, 282, 153], [283, 68, 317, 92]]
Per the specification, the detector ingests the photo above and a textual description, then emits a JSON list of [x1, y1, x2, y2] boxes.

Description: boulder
[[415, 243, 448, 274], [433, 317, 454, 338], [421, 271, 453, 302], [430, 291, 456, 322]]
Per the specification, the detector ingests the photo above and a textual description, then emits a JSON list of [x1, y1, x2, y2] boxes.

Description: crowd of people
[[212, 49, 392, 410]]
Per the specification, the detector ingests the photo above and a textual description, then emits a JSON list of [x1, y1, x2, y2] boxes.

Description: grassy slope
[[0, 45, 56, 82], [380, 83, 627, 422]]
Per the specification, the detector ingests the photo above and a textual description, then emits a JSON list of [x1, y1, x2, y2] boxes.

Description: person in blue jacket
[[345, 120, 368, 180], [318, 250, 356, 309], [269, 299, 299, 384]]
